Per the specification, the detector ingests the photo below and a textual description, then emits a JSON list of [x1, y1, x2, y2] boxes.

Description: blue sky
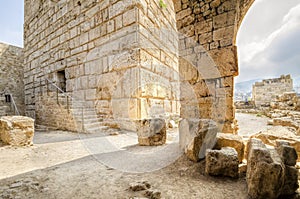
[[0, 0, 299, 82], [0, 0, 24, 47]]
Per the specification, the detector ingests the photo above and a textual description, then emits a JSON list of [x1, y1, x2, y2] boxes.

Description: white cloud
[[236, 2, 300, 83]]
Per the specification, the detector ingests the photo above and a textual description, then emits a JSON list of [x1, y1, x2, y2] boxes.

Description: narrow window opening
[[57, 70, 66, 92], [5, 94, 11, 103]]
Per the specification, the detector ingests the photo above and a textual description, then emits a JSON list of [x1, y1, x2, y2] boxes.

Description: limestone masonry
[[23, 0, 254, 136], [0, 42, 24, 116], [252, 74, 293, 107]]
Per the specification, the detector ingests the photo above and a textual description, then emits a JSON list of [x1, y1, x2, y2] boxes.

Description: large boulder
[[205, 147, 239, 178], [246, 138, 285, 199], [250, 126, 300, 161], [136, 118, 166, 146], [0, 116, 35, 146], [214, 133, 244, 163], [179, 119, 218, 162], [246, 138, 299, 198]]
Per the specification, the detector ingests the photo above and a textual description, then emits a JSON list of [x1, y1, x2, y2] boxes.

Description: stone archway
[[173, 0, 255, 133]]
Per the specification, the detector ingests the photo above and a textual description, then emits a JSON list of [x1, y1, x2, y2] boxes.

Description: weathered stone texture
[[253, 75, 293, 107], [251, 126, 300, 162], [136, 118, 167, 146], [176, 0, 254, 133], [0, 116, 34, 146], [246, 138, 285, 199], [179, 118, 218, 162], [23, 0, 255, 134], [24, 0, 180, 132], [205, 147, 239, 178], [0, 42, 24, 116], [246, 138, 299, 198], [214, 132, 244, 162]]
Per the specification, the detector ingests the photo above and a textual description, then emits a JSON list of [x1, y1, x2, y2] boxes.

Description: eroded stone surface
[[246, 139, 285, 199], [0, 116, 34, 146], [214, 132, 244, 162], [205, 147, 239, 178], [137, 119, 166, 146], [179, 118, 218, 162], [251, 126, 300, 162], [246, 138, 299, 198]]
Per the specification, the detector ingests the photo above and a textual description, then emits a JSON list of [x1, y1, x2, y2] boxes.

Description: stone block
[[281, 165, 299, 196], [246, 138, 285, 199], [276, 141, 298, 166], [179, 119, 218, 162], [136, 118, 166, 146], [0, 116, 35, 146], [205, 147, 239, 178], [214, 133, 244, 163]]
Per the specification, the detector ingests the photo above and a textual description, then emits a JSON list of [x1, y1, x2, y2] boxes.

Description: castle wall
[[253, 75, 293, 107], [0, 42, 24, 116], [24, 0, 254, 134], [24, 0, 179, 131]]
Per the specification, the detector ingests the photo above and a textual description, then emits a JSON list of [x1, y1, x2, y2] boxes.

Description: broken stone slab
[[179, 118, 218, 162], [0, 116, 34, 146], [246, 138, 285, 199], [214, 132, 244, 163], [205, 147, 239, 178], [136, 119, 166, 146], [276, 140, 298, 166], [251, 126, 300, 162]]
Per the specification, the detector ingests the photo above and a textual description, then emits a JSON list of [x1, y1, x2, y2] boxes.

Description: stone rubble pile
[[0, 116, 34, 146], [129, 181, 161, 199], [246, 138, 298, 198], [270, 92, 300, 111], [251, 126, 300, 162]]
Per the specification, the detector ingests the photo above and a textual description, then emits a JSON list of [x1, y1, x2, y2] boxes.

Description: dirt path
[[0, 129, 248, 199], [236, 113, 271, 138]]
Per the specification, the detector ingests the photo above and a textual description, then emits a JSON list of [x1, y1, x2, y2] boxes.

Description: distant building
[[252, 75, 293, 107]]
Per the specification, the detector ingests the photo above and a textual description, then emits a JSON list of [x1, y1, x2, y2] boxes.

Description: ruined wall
[[253, 75, 293, 107], [24, 0, 254, 133], [24, 0, 179, 131], [0, 42, 24, 116], [174, 0, 254, 133]]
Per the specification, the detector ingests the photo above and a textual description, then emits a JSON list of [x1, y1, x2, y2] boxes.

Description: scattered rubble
[[129, 181, 151, 192], [250, 126, 300, 161], [129, 181, 161, 199]]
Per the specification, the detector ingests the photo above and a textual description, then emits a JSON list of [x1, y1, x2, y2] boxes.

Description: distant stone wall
[[253, 75, 293, 107], [0, 42, 24, 116]]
